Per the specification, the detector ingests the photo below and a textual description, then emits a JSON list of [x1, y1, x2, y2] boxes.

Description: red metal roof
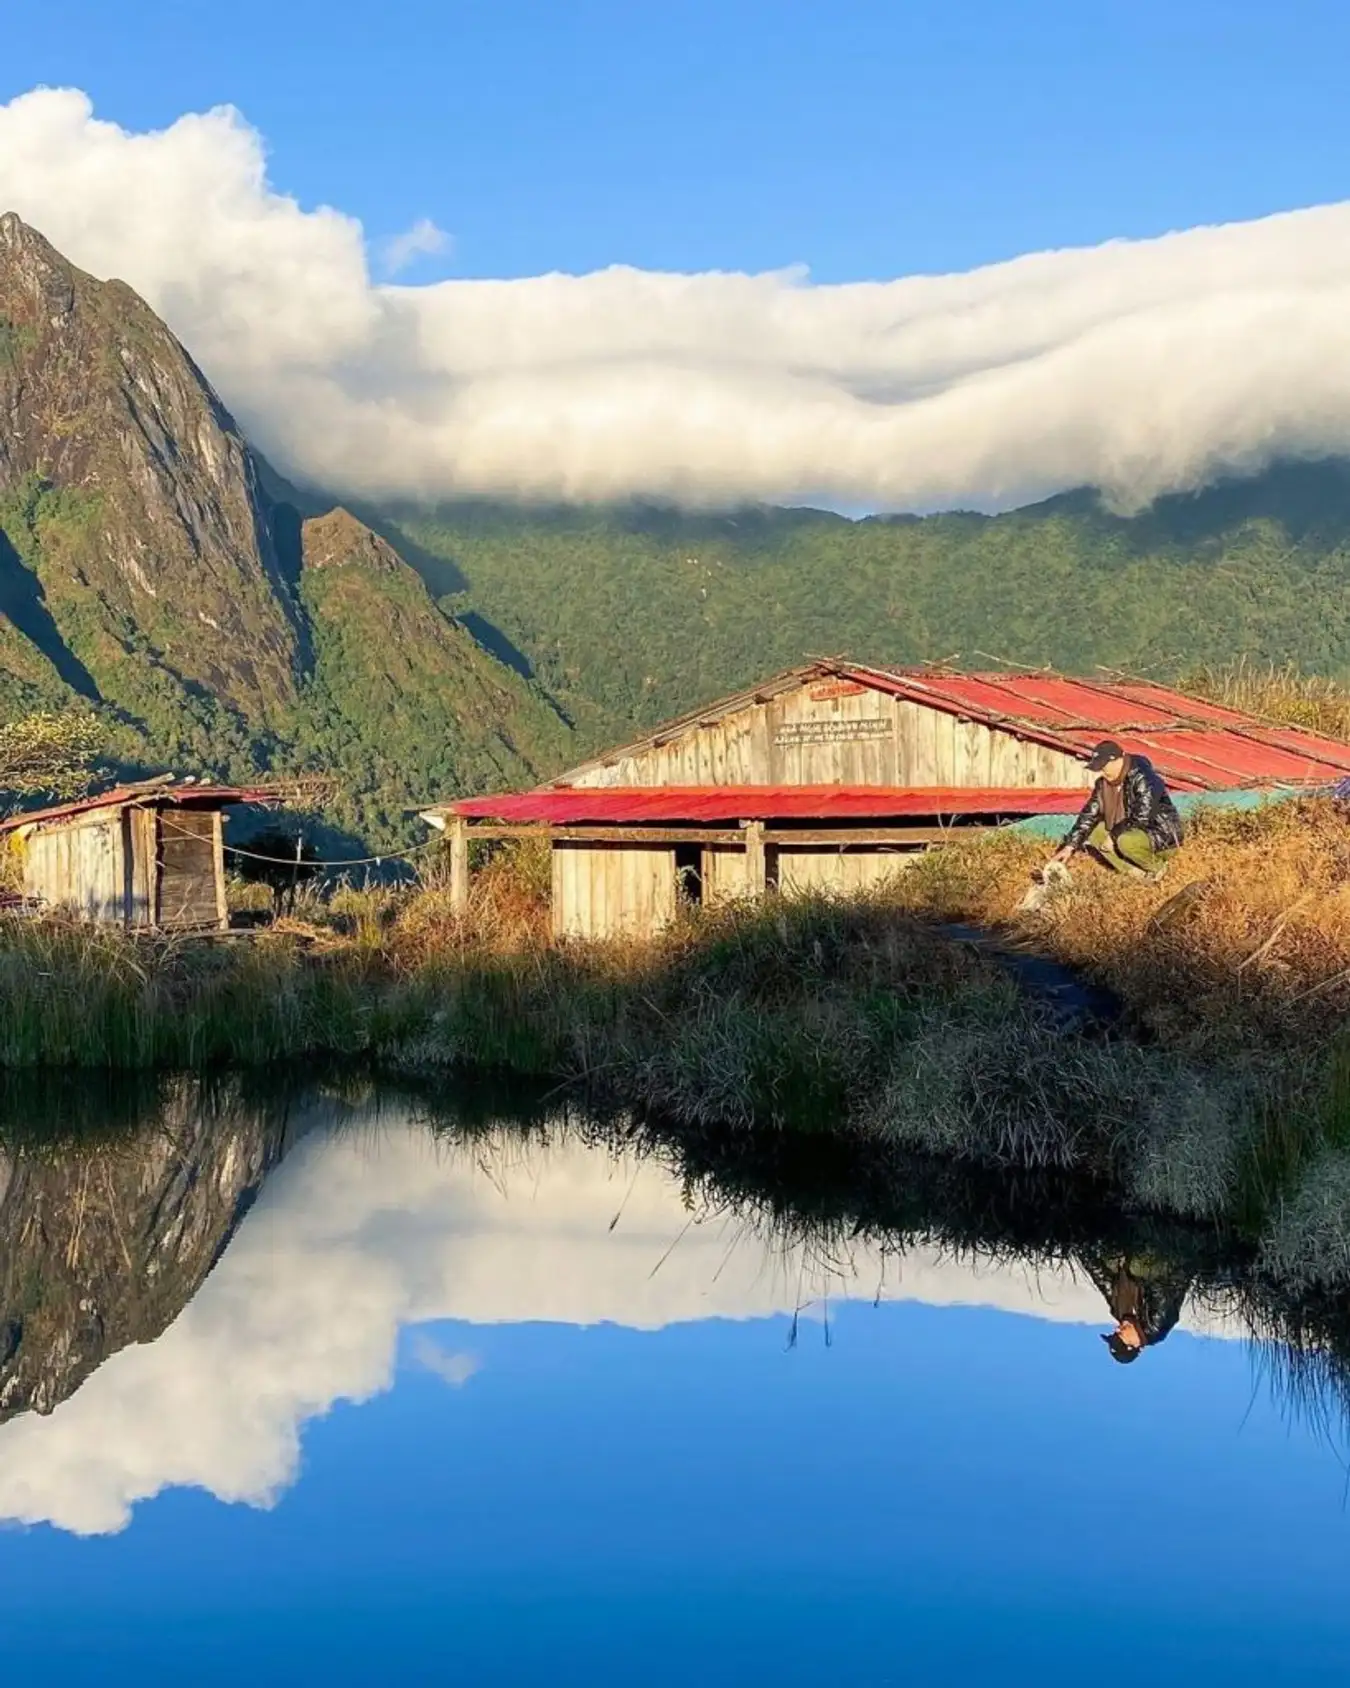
[[432, 662, 1350, 827], [840, 663, 1350, 790], [444, 785, 1089, 825], [545, 661, 1350, 795], [0, 785, 275, 836]]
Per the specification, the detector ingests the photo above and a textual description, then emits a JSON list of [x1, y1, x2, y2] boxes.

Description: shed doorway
[[157, 810, 226, 930]]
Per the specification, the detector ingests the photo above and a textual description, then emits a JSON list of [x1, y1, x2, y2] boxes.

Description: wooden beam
[[743, 819, 767, 895], [468, 823, 747, 845], [448, 814, 470, 912], [763, 824, 999, 846]]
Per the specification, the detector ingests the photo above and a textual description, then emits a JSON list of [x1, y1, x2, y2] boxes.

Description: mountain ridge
[[384, 458, 1350, 747]]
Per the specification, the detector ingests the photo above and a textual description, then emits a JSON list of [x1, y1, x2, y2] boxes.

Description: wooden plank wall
[[552, 843, 679, 939], [23, 811, 127, 922], [157, 810, 224, 930], [891, 700, 1086, 787], [553, 838, 924, 927], [569, 680, 1091, 791], [776, 848, 917, 897], [701, 845, 752, 906]]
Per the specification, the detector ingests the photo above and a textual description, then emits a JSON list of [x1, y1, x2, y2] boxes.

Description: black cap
[[1085, 739, 1125, 772]]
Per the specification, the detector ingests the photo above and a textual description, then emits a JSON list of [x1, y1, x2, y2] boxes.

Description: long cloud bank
[[2, 87, 1350, 512]]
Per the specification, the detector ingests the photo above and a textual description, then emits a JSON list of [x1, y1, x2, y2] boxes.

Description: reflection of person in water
[[1084, 1254, 1193, 1363]]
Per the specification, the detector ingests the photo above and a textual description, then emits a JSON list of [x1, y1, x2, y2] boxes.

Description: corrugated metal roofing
[[546, 660, 1350, 794], [827, 663, 1350, 791], [442, 786, 1089, 825], [0, 785, 274, 836]]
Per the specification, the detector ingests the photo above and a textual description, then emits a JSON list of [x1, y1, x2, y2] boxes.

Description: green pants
[[1081, 822, 1171, 875]]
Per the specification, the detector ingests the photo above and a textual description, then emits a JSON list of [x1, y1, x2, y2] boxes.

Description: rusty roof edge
[[833, 660, 1350, 788], [1072, 669, 1350, 776], [1073, 668, 1350, 776], [0, 784, 279, 835], [1110, 673, 1350, 748], [439, 784, 1095, 823]]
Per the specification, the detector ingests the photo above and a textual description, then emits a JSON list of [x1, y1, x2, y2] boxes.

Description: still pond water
[[1, 1079, 1349, 1685]]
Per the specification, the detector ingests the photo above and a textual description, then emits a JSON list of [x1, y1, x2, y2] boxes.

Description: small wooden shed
[[423, 658, 1350, 941], [0, 785, 270, 930]]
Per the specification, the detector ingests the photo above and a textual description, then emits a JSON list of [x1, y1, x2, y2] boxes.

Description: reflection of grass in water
[[7, 1063, 1350, 1461], [0, 1067, 316, 1155], [619, 1111, 1350, 1458], [411, 1089, 1350, 1455]]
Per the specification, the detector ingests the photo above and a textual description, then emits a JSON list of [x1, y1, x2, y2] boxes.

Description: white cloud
[[0, 1109, 1239, 1538], [381, 216, 450, 277], [411, 1335, 479, 1387], [4, 86, 1348, 512]]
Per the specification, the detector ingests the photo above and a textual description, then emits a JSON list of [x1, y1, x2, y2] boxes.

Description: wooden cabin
[[423, 659, 1350, 941], [0, 785, 271, 930]]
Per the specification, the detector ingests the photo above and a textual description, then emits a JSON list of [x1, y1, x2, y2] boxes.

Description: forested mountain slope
[[388, 462, 1350, 747]]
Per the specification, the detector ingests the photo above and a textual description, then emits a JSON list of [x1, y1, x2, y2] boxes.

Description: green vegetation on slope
[[292, 509, 574, 837], [11, 212, 1350, 846], [386, 460, 1350, 755]]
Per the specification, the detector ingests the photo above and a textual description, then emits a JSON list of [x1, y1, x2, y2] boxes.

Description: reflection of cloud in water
[[0, 1112, 1236, 1535]]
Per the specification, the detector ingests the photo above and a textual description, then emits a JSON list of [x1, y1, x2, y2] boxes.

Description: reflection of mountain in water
[[0, 1075, 1348, 1534], [0, 1078, 299, 1423]]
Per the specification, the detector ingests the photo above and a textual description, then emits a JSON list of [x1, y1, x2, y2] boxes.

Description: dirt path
[[937, 922, 1124, 1033]]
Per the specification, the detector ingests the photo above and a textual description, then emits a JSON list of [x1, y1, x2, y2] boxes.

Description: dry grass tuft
[[1185, 657, 1350, 740], [877, 797, 1350, 1057]]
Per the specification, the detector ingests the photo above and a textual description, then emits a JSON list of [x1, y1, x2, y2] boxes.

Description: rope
[[221, 838, 442, 870], [156, 814, 444, 870]]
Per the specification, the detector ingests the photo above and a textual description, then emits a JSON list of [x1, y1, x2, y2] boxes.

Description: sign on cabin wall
[[773, 717, 892, 747], [807, 681, 869, 701]]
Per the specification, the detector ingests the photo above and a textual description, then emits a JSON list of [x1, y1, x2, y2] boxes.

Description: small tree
[[0, 711, 102, 815], [230, 824, 321, 918]]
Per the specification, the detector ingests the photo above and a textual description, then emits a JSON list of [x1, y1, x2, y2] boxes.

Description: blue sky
[[5, 0, 1350, 281]]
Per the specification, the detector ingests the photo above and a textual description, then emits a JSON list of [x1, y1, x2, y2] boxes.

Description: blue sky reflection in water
[[1, 1112, 1348, 1685]]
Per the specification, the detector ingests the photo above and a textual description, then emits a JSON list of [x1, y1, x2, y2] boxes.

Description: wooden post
[[743, 820, 767, 898], [448, 815, 470, 912], [212, 810, 229, 930]]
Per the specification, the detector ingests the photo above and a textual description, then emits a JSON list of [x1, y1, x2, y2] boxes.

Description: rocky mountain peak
[[0, 212, 75, 309], [0, 221, 573, 826], [0, 216, 302, 719], [301, 507, 402, 575]]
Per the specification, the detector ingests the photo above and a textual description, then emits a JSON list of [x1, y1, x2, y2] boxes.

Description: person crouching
[[1052, 740, 1183, 881]]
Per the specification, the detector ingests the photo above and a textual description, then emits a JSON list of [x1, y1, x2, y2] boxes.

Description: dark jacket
[[1064, 753, 1183, 853], [1083, 1254, 1190, 1349]]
